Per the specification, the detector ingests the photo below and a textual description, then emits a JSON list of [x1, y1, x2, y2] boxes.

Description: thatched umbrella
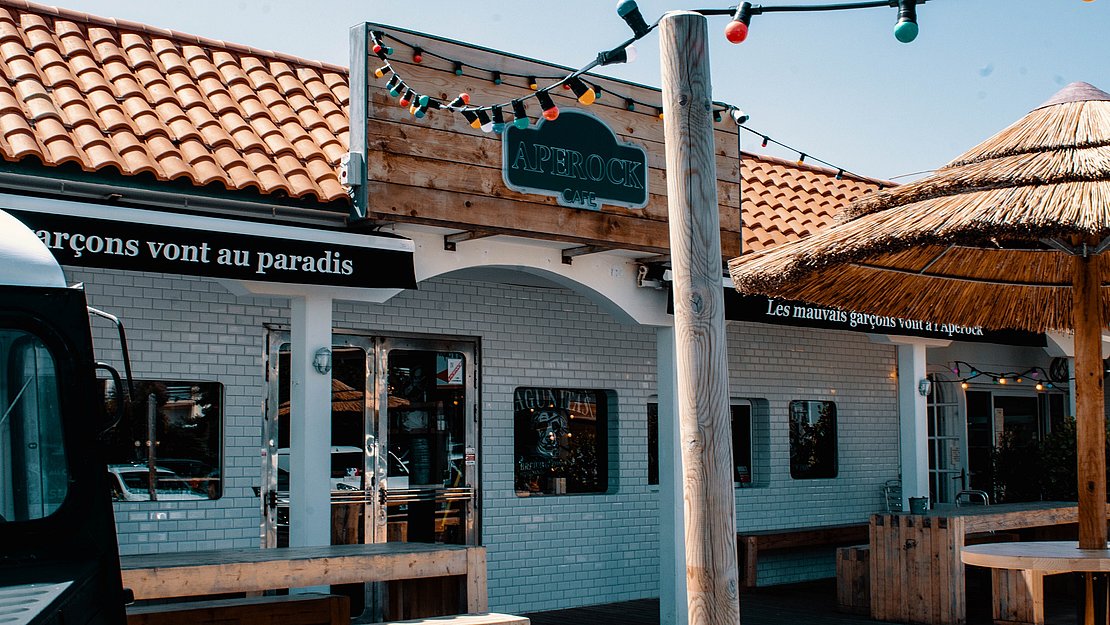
[[728, 81, 1110, 549]]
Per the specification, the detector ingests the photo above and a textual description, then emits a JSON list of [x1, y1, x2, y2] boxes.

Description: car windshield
[[0, 328, 68, 522]]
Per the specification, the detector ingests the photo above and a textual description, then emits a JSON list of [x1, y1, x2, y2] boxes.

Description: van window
[[0, 329, 68, 520]]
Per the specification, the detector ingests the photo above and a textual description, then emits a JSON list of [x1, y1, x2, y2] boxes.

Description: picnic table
[[120, 542, 488, 614], [868, 501, 1110, 625]]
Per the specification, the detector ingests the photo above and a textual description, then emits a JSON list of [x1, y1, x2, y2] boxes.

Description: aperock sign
[[502, 110, 648, 211], [11, 208, 416, 289]]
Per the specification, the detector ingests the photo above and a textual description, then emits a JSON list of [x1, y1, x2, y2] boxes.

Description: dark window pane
[[647, 403, 658, 486], [514, 388, 609, 496], [101, 380, 223, 501], [732, 404, 752, 484], [788, 400, 837, 479]]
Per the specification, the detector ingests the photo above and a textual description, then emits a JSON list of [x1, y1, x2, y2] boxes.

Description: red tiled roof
[[0, 0, 349, 202], [0, 0, 888, 250]]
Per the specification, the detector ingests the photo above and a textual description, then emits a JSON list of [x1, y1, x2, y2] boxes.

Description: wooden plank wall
[[362, 24, 742, 259]]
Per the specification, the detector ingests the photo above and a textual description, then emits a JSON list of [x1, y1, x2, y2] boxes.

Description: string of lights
[[948, 361, 1066, 391], [368, 0, 925, 178]]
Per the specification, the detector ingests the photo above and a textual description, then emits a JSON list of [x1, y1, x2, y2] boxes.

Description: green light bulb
[[894, 20, 918, 43]]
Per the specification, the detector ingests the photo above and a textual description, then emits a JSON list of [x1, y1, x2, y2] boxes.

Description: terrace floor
[[521, 577, 1084, 625]]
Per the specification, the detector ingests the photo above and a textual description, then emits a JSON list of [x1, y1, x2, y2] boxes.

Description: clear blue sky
[[60, 0, 1107, 181]]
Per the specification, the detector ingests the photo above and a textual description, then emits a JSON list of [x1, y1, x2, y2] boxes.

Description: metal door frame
[[377, 335, 479, 546], [261, 327, 480, 547]]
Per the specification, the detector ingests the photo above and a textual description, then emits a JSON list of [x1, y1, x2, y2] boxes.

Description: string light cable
[[367, 0, 924, 179], [948, 361, 1069, 391]]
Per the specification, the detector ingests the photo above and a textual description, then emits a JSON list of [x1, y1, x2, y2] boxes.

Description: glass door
[[262, 332, 478, 548], [262, 333, 377, 548], [927, 375, 965, 505], [378, 338, 477, 545]]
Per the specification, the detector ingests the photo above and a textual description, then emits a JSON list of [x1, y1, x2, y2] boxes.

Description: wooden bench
[[738, 522, 869, 588], [126, 593, 349, 625]]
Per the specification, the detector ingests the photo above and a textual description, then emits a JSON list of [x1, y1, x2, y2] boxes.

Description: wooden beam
[[444, 230, 495, 251], [661, 12, 740, 625], [1074, 252, 1106, 549], [366, 181, 744, 259], [561, 245, 611, 265]]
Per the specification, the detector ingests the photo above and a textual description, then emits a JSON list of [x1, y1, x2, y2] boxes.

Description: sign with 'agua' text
[[502, 110, 648, 211]]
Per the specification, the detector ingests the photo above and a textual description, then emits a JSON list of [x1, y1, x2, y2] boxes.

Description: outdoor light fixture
[[313, 348, 332, 375], [411, 47, 423, 63], [569, 78, 596, 105], [386, 76, 402, 97], [616, 0, 651, 38], [537, 91, 559, 121], [491, 106, 506, 133], [374, 64, 391, 79], [453, 61, 464, 76], [894, 0, 919, 43], [527, 76, 538, 90], [724, 2, 753, 43], [728, 106, 749, 125], [597, 43, 638, 66], [399, 88, 415, 107], [917, 377, 931, 397], [511, 99, 530, 128], [477, 109, 494, 132], [461, 109, 481, 129], [447, 93, 470, 110]]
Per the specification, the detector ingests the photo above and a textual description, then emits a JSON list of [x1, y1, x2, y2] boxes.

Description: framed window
[[789, 400, 838, 479], [514, 388, 610, 496], [101, 380, 223, 501], [1, 329, 67, 521], [647, 401, 755, 486]]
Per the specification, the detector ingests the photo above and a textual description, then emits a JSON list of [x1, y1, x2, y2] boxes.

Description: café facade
[[0, 2, 1077, 618]]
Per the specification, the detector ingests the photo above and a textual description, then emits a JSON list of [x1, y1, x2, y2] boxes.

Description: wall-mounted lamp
[[917, 377, 932, 397], [313, 347, 332, 375]]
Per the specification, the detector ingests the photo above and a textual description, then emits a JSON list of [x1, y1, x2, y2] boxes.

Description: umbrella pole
[[1073, 253, 1106, 550]]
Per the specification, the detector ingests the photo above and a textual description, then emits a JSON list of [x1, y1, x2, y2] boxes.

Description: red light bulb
[[724, 20, 748, 43]]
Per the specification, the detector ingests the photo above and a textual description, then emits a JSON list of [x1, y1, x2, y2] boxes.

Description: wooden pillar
[[660, 12, 740, 625], [1073, 253, 1106, 549]]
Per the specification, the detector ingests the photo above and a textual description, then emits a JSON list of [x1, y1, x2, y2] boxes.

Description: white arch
[[404, 228, 672, 327]]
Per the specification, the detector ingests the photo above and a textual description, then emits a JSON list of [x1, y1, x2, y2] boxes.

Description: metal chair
[[883, 478, 903, 512], [955, 489, 990, 507]]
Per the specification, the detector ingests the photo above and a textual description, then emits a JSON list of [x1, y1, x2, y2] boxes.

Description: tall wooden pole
[[660, 12, 741, 625], [1073, 253, 1106, 549]]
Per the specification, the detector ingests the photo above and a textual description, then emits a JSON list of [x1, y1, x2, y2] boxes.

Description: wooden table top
[[962, 540, 1110, 572]]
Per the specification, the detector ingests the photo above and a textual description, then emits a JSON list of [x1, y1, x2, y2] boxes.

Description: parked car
[[107, 464, 208, 501]]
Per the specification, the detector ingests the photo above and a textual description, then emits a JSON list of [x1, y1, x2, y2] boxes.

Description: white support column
[[658, 326, 689, 625], [896, 342, 929, 509], [289, 293, 333, 549]]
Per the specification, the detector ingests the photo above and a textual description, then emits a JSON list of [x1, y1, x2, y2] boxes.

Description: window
[[1, 329, 68, 521], [788, 400, 838, 479], [101, 380, 223, 500], [647, 400, 755, 486], [514, 388, 610, 496]]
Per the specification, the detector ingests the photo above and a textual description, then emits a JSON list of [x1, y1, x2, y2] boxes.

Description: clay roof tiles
[[0, 0, 348, 201], [0, 0, 887, 246]]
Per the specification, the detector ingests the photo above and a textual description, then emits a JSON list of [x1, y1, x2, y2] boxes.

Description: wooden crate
[[836, 544, 870, 615]]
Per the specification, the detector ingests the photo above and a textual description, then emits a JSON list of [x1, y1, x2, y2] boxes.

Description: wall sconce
[[312, 347, 332, 375], [917, 377, 932, 397]]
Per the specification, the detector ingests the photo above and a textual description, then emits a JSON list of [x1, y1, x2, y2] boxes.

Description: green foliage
[[992, 416, 1102, 503]]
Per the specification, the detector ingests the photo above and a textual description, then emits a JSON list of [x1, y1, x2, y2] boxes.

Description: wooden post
[[660, 12, 740, 625], [1073, 253, 1106, 549]]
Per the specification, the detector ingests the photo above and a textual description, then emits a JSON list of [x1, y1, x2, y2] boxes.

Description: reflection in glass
[[513, 387, 609, 496], [788, 400, 838, 479]]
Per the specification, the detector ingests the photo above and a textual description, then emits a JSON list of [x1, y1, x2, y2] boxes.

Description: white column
[[289, 293, 332, 548], [896, 342, 929, 509], [658, 326, 689, 625]]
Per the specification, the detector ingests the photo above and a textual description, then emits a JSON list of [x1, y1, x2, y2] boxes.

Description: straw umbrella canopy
[[728, 81, 1110, 549]]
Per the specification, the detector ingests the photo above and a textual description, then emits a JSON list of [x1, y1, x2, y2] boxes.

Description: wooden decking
[[521, 578, 1083, 625]]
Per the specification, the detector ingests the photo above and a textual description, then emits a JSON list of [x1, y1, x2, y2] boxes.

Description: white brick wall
[[68, 265, 900, 612]]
